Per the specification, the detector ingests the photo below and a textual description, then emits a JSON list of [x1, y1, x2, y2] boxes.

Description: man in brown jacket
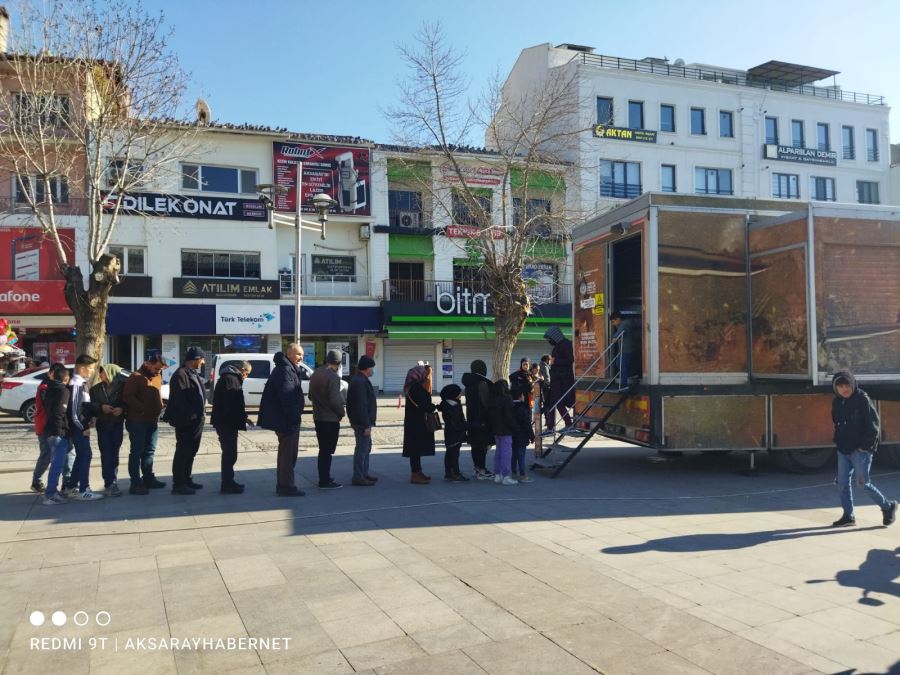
[[122, 354, 165, 495]]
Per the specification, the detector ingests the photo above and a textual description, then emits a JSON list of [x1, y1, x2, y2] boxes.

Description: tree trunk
[[490, 276, 530, 381], [63, 255, 120, 364]]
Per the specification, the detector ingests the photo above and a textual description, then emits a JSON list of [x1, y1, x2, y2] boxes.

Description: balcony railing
[[0, 196, 88, 216], [279, 272, 369, 297], [576, 53, 886, 105], [383, 279, 573, 305], [599, 183, 642, 199]]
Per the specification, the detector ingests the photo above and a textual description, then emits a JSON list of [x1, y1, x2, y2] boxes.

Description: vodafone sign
[[0, 280, 69, 314]]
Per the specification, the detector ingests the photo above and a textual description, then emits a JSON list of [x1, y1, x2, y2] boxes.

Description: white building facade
[[500, 44, 891, 213]]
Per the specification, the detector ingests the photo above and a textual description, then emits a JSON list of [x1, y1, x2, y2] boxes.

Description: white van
[[208, 353, 347, 407]]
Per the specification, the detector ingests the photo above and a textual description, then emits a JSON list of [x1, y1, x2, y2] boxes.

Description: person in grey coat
[[346, 355, 378, 486], [308, 349, 345, 489]]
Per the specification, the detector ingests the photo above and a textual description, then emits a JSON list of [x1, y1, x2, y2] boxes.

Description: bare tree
[[387, 23, 589, 378], [0, 0, 196, 360]]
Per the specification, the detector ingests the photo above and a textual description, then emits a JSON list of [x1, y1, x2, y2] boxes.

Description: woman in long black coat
[[402, 364, 435, 484]]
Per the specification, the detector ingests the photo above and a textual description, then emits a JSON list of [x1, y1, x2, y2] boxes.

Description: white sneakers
[[501, 476, 519, 486], [42, 493, 68, 505], [493, 474, 503, 484], [78, 489, 105, 501]]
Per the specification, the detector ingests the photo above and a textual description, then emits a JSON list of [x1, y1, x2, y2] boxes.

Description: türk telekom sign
[[102, 192, 268, 221]]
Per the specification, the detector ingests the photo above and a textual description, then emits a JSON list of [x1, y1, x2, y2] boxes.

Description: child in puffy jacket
[[511, 384, 536, 483], [438, 384, 469, 482]]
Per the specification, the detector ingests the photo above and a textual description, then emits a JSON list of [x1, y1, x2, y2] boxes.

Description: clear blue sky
[[146, 0, 899, 145]]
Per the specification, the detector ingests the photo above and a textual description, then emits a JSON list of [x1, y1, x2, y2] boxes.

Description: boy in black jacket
[[511, 384, 535, 483], [41, 364, 72, 505], [831, 371, 896, 527], [438, 384, 469, 482]]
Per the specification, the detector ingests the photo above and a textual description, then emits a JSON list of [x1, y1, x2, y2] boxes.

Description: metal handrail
[[577, 53, 886, 106]]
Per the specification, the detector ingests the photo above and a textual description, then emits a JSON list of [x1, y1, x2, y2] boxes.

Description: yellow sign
[[592, 292, 605, 316], [593, 125, 658, 143]]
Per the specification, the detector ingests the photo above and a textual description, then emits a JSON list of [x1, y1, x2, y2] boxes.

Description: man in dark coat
[[166, 347, 207, 495], [258, 345, 306, 496], [309, 349, 345, 490], [462, 359, 494, 480], [831, 371, 896, 527], [544, 326, 574, 430], [346, 355, 378, 486], [211, 361, 251, 494], [403, 363, 435, 484], [610, 310, 639, 390]]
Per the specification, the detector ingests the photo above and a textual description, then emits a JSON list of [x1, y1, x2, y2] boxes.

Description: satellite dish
[[673, 58, 685, 67], [195, 98, 211, 125]]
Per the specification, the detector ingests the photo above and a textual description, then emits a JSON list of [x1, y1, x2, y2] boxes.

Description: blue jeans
[[44, 436, 71, 498], [837, 450, 890, 517], [619, 352, 633, 389], [33, 435, 51, 485], [126, 421, 158, 483], [97, 423, 124, 487], [352, 427, 372, 480], [68, 433, 93, 493], [512, 446, 527, 475]]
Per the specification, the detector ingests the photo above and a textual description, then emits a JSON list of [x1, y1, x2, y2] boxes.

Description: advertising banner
[[160, 335, 180, 384], [327, 341, 351, 374], [593, 125, 658, 143], [102, 192, 268, 221], [214, 305, 280, 335], [439, 163, 505, 186], [273, 142, 370, 216], [445, 224, 504, 240], [0, 227, 74, 314], [49, 342, 76, 364], [311, 255, 356, 278], [173, 277, 280, 300], [763, 144, 837, 166]]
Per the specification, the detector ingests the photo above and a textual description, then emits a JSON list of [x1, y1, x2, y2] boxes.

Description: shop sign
[[436, 285, 490, 316], [0, 281, 70, 314], [160, 335, 179, 384], [763, 144, 837, 166], [49, 342, 76, 364], [0, 227, 74, 314], [311, 255, 356, 278], [440, 164, 505, 186], [593, 125, 657, 143], [102, 192, 268, 221], [174, 277, 280, 300], [523, 262, 557, 304], [327, 342, 351, 374], [273, 142, 370, 216], [445, 224, 504, 240], [214, 305, 280, 335]]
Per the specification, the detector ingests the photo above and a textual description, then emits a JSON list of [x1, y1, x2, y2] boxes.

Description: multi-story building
[[500, 44, 891, 213], [891, 143, 900, 204]]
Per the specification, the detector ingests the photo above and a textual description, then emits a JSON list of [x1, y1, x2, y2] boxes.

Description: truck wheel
[[20, 399, 36, 424], [876, 445, 900, 468], [773, 447, 835, 472]]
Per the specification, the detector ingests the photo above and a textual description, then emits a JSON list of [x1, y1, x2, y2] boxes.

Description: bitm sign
[[273, 142, 370, 217]]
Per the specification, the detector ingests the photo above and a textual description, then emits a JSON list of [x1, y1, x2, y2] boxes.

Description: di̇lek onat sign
[[436, 285, 490, 315]]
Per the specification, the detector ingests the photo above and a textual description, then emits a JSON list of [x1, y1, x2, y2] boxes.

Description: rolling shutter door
[[451, 342, 487, 386], [383, 342, 436, 392]]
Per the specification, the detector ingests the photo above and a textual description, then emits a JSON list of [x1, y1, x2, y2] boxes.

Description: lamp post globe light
[[257, 170, 338, 346]]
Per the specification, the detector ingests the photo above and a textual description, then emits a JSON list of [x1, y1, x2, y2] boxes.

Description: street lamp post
[[257, 173, 337, 349]]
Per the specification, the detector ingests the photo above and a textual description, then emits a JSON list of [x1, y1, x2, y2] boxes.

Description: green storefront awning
[[510, 168, 566, 191], [389, 234, 434, 258], [387, 158, 432, 183], [386, 324, 572, 341]]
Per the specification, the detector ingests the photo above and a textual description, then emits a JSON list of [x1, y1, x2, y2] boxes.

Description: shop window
[[181, 163, 258, 194], [108, 245, 147, 274], [181, 249, 261, 279]]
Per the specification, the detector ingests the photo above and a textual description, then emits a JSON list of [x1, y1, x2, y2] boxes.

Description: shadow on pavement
[[808, 546, 900, 607]]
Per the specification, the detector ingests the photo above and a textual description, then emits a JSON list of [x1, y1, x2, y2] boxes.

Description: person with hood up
[[90, 363, 127, 497], [438, 383, 468, 482], [462, 360, 494, 480], [211, 361, 252, 494], [258, 344, 306, 496], [490, 379, 518, 485], [544, 326, 574, 431], [403, 363, 435, 484], [831, 370, 897, 527]]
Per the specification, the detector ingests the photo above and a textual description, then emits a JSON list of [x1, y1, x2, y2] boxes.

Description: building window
[[106, 158, 145, 187], [772, 173, 800, 199], [181, 164, 258, 194], [14, 175, 69, 204], [694, 167, 733, 195], [387, 189, 423, 227], [599, 160, 641, 199], [690, 108, 706, 135], [765, 117, 779, 145], [719, 111, 734, 138], [512, 197, 552, 234], [628, 100, 644, 129], [810, 177, 835, 202], [791, 120, 805, 148], [452, 191, 491, 226], [866, 128, 878, 161], [596, 97, 613, 125], [842, 126, 855, 160], [181, 250, 261, 279], [108, 245, 147, 275], [660, 164, 676, 193], [857, 181, 880, 204], [817, 123, 830, 151], [13, 93, 71, 129], [660, 104, 675, 132]]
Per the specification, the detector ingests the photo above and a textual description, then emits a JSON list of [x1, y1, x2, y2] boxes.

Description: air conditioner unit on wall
[[398, 211, 420, 228]]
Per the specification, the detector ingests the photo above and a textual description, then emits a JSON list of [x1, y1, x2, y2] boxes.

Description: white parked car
[[208, 353, 348, 407], [0, 366, 169, 424]]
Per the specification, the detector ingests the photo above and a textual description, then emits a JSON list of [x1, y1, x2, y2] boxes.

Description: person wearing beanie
[[438, 384, 469, 482], [309, 349, 346, 490], [462, 359, 495, 479], [90, 363, 128, 497], [347, 355, 378, 486], [831, 370, 896, 527], [167, 346, 207, 495]]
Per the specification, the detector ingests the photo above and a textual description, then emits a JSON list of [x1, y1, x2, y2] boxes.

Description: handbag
[[407, 391, 442, 432]]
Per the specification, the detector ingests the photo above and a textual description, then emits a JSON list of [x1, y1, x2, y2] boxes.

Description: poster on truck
[[273, 142, 370, 217]]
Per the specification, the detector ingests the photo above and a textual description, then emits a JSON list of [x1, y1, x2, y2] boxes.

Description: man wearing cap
[[308, 349, 346, 490], [166, 346, 207, 495], [347, 355, 378, 486]]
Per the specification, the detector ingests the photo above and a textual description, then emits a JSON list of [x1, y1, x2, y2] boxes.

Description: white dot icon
[[51, 611, 67, 626], [29, 611, 45, 627]]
